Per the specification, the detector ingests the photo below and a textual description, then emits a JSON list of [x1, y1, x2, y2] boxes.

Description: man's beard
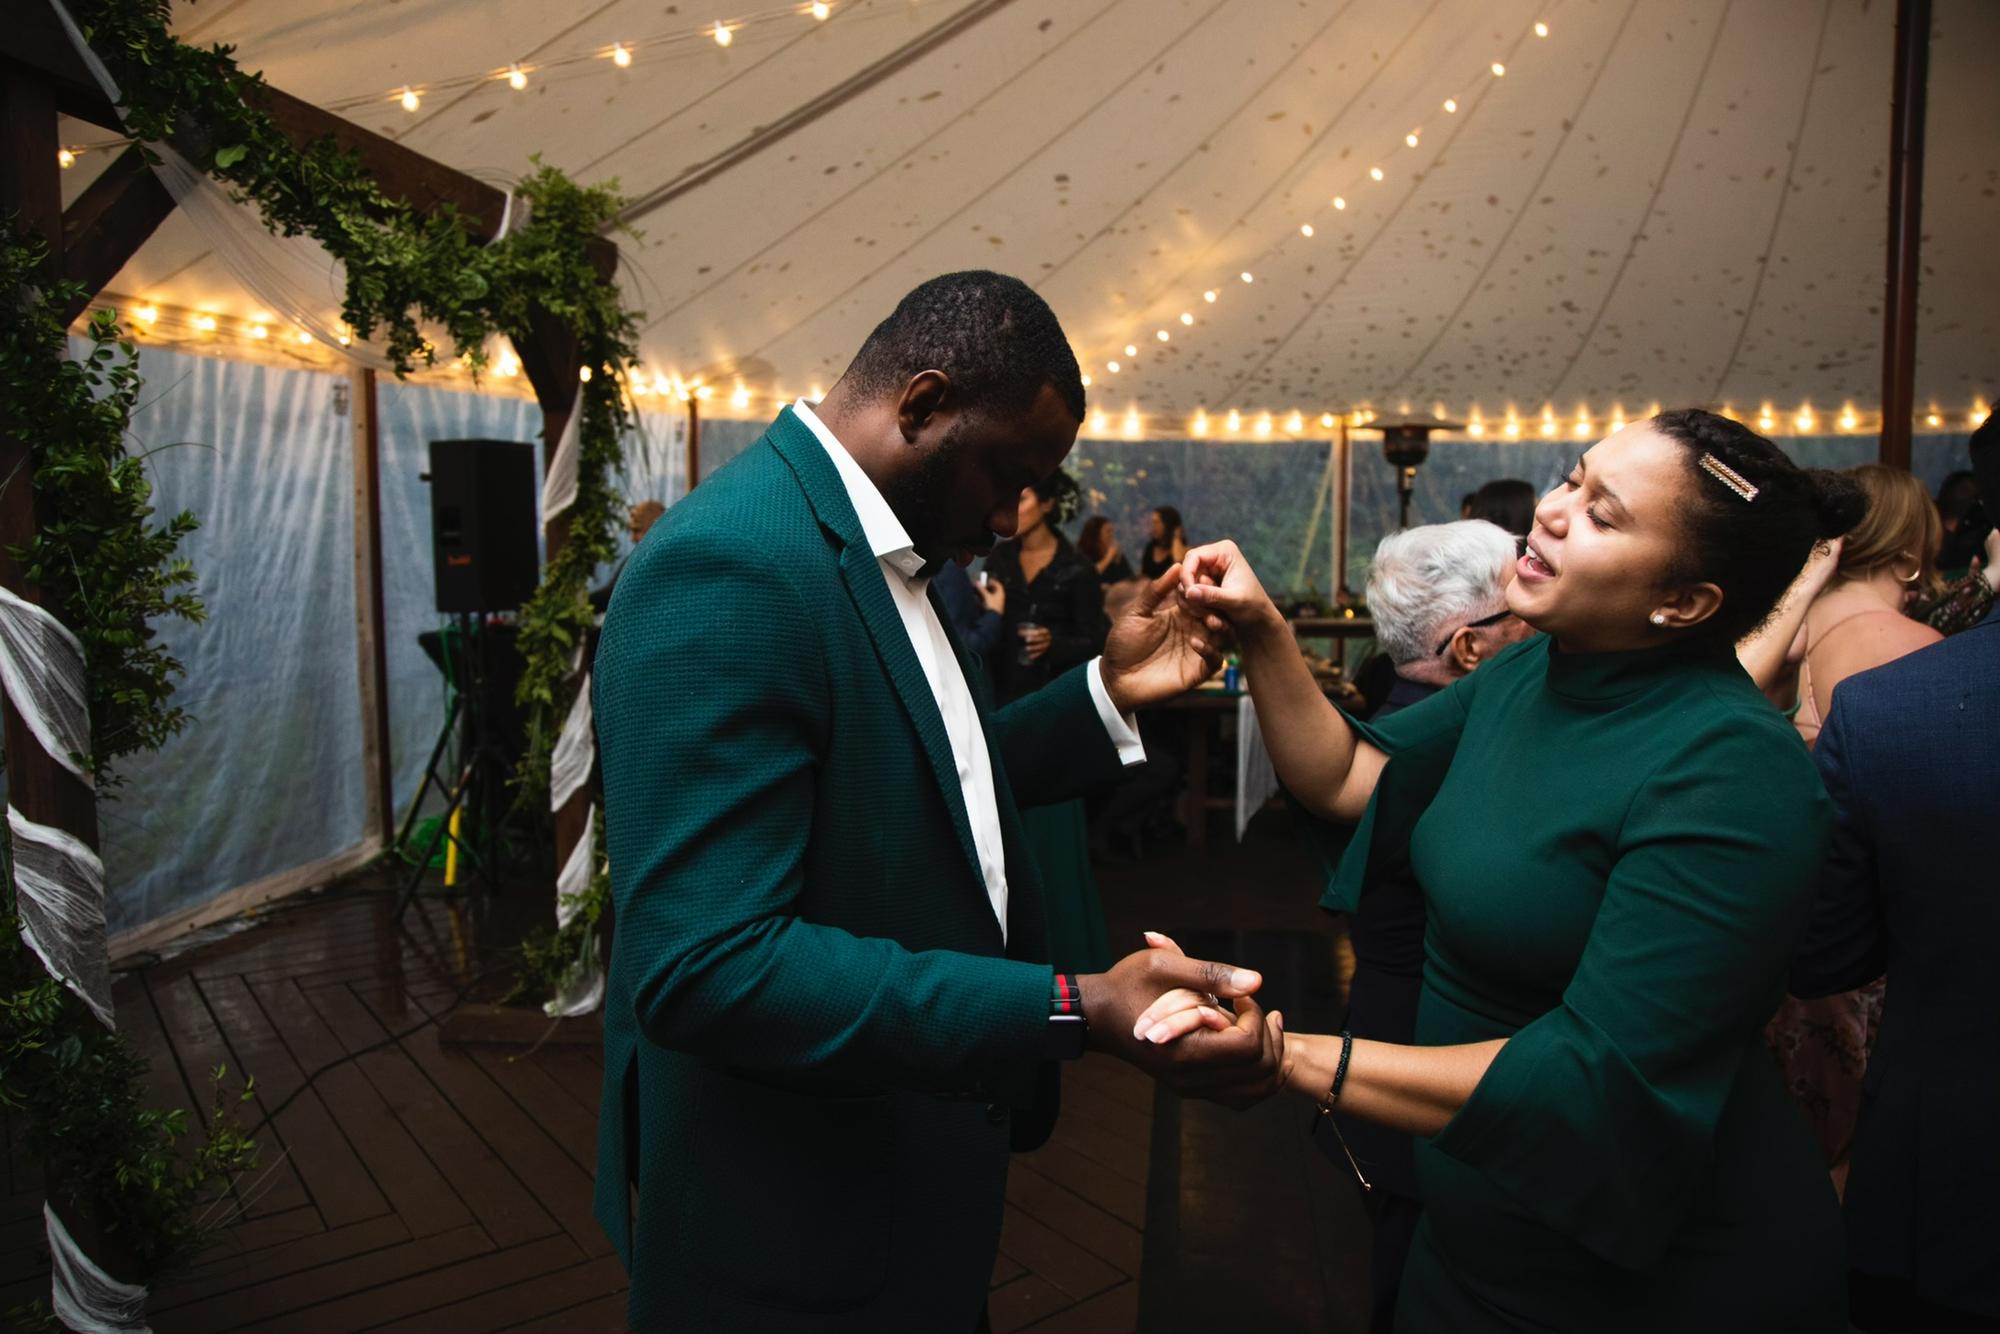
[[886, 418, 989, 557]]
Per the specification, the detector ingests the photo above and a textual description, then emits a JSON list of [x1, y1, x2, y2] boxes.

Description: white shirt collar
[[792, 399, 929, 580]]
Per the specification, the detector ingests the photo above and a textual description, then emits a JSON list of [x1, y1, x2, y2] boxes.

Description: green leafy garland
[[1, 223, 257, 1302], [70, 0, 638, 1001]]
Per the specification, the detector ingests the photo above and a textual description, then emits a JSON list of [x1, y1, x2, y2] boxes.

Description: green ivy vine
[[2, 222, 257, 1306]]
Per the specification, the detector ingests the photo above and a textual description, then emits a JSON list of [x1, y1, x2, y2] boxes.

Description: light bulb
[[1491, 62, 1507, 77], [1226, 409, 1241, 433], [1124, 344, 1138, 357], [1973, 402, 1991, 427], [713, 22, 733, 46], [612, 42, 632, 67], [1504, 419, 1520, 437], [1286, 410, 1304, 432], [1123, 407, 1142, 437], [698, 384, 716, 400], [1573, 418, 1591, 438], [1106, 361, 1120, 373], [1405, 132, 1419, 148], [1924, 411, 1940, 428], [1300, 223, 1314, 237], [1203, 289, 1217, 303], [400, 87, 420, 111], [732, 385, 750, 408], [578, 365, 593, 382], [337, 332, 352, 346], [1240, 271, 1253, 283], [249, 324, 268, 340], [1155, 329, 1170, 342], [135, 305, 158, 325], [1192, 410, 1209, 436], [193, 314, 217, 332], [57, 148, 75, 169], [1467, 419, 1485, 437], [1320, 412, 1336, 428], [1794, 407, 1815, 432], [811, 1, 832, 18], [508, 64, 528, 90], [1843, 407, 1861, 430], [1254, 413, 1272, 437], [1090, 410, 1108, 434], [1757, 410, 1775, 430], [1370, 166, 1384, 181], [1179, 312, 1193, 325], [1534, 21, 1549, 37], [1443, 98, 1458, 114], [1080, 373, 1092, 387], [1332, 195, 1347, 210]]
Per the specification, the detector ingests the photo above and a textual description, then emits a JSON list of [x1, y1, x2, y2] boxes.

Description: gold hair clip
[[1699, 453, 1759, 502]]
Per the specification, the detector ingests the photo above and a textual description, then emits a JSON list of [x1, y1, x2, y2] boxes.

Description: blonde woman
[[1769, 464, 1944, 1193]]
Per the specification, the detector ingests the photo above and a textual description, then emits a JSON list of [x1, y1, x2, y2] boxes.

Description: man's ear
[[1445, 627, 1481, 677], [895, 369, 951, 442]]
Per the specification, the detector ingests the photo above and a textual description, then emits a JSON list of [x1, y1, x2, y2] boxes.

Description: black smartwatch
[[1045, 972, 1088, 1060]]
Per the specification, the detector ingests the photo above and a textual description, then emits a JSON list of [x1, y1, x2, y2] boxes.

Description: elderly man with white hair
[[1322, 519, 1531, 1334]]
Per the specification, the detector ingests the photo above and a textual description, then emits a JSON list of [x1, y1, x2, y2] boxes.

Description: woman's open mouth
[[1518, 540, 1557, 582]]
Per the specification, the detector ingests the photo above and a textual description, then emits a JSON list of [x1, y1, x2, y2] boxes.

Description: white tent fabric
[[62, 0, 2000, 427]]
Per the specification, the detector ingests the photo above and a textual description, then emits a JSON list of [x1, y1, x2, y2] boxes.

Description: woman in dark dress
[[981, 471, 1112, 972], [1141, 412, 1864, 1332], [1139, 505, 1187, 579], [1078, 516, 1136, 587]]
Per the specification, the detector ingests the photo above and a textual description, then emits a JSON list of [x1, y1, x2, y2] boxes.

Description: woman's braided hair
[[1651, 409, 1868, 644]]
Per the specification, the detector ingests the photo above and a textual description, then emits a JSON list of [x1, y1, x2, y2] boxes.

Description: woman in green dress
[[1139, 411, 1864, 1331]]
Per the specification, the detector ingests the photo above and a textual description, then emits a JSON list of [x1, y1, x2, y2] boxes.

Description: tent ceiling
[[62, 0, 1999, 428]]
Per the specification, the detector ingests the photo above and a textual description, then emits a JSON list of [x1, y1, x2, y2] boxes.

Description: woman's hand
[[1980, 528, 2000, 592], [1128, 932, 1236, 1042], [1125, 931, 1287, 1109], [977, 577, 1006, 615], [1019, 625, 1052, 661], [1179, 540, 1285, 648]]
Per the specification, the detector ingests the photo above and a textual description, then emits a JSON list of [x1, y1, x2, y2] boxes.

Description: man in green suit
[[593, 272, 1279, 1330]]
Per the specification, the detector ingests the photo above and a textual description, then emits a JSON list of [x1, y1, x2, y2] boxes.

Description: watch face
[[1047, 1013, 1088, 1060]]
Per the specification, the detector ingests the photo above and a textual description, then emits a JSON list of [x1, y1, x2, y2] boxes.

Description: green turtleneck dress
[[1316, 634, 1846, 1333]]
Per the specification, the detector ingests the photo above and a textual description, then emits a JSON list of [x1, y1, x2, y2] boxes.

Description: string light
[[1491, 61, 1507, 77], [1974, 401, 1991, 427], [1466, 409, 1486, 437], [1404, 132, 1420, 148], [1609, 406, 1626, 432], [1155, 329, 1170, 342], [399, 87, 421, 111], [1503, 411, 1521, 438], [1443, 98, 1458, 114], [193, 314, 217, 332], [1794, 404, 1816, 432], [1369, 166, 1384, 181], [57, 148, 75, 169], [1179, 312, 1194, 325], [1572, 407, 1592, 438], [1923, 410, 1940, 428], [1332, 196, 1347, 210], [1239, 271, 1254, 283], [1090, 408, 1108, 434], [1203, 290, 1218, 303], [811, 1, 832, 18], [134, 305, 158, 325], [1254, 412, 1272, 438], [248, 323, 268, 340], [1841, 405, 1860, 431], [1757, 405, 1775, 431], [578, 365, 593, 382], [1123, 406, 1142, 438], [1124, 343, 1138, 357], [337, 330, 352, 346], [1540, 406, 1558, 436], [713, 21, 734, 46], [1299, 223, 1314, 238], [1192, 409, 1209, 437], [1286, 410, 1304, 433], [1106, 360, 1120, 373], [611, 42, 633, 67], [700, 383, 718, 401], [507, 64, 529, 90], [1226, 409, 1241, 434], [1320, 412, 1336, 428], [732, 383, 750, 409], [1534, 21, 1549, 37]]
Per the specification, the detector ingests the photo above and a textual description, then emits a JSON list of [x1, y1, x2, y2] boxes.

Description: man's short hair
[[842, 271, 1085, 422], [1367, 520, 1518, 665]]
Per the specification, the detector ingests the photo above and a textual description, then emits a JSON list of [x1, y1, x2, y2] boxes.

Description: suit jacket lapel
[[765, 410, 987, 893]]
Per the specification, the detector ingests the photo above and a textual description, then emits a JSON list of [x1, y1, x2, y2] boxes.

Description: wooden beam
[[1, 4, 121, 128], [1878, 0, 1931, 470], [60, 145, 177, 323], [687, 397, 701, 492], [350, 368, 394, 842]]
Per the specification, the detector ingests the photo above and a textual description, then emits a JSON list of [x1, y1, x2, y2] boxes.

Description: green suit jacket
[[592, 407, 1125, 1331]]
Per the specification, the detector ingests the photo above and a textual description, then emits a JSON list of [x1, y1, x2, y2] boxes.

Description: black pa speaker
[[425, 439, 540, 613]]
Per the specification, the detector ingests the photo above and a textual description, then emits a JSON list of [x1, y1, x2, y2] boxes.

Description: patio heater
[[1358, 413, 1462, 529]]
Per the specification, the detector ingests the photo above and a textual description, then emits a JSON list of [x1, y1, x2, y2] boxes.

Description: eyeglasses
[[1434, 608, 1516, 656]]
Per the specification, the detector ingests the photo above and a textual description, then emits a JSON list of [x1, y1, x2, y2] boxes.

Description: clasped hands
[[1074, 933, 1288, 1110]]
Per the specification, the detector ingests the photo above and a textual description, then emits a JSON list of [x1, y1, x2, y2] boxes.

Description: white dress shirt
[[793, 401, 1145, 941]]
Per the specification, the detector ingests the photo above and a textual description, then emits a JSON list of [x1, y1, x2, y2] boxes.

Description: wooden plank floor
[[1, 881, 1175, 1332], [7, 810, 1361, 1332]]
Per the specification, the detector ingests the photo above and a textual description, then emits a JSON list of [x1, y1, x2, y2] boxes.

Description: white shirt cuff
[[1087, 658, 1147, 766]]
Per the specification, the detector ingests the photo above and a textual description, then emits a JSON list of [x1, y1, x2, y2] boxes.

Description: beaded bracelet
[[1316, 1029, 1355, 1115]]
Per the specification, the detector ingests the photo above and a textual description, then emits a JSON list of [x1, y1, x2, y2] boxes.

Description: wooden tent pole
[[1878, 0, 1931, 470], [349, 367, 394, 843], [687, 395, 701, 493]]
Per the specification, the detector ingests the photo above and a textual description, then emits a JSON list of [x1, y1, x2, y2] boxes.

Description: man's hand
[[1076, 938, 1287, 1110], [1101, 566, 1224, 712]]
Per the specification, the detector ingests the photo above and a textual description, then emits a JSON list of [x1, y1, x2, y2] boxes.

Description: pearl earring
[[1650, 612, 1666, 626]]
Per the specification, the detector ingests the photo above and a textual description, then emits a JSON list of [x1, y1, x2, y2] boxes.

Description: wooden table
[[1143, 677, 1352, 852]]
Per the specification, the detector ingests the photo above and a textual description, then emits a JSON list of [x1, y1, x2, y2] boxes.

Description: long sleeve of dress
[[1426, 717, 1832, 1270]]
